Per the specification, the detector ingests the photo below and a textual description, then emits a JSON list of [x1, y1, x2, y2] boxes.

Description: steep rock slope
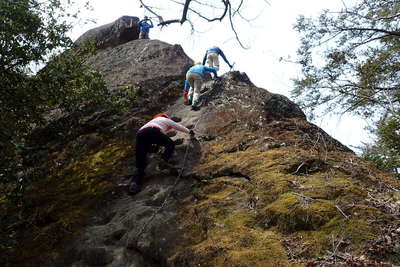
[[3, 23, 399, 267], [1, 38, 192, 267], [50, 69, 400, 267]]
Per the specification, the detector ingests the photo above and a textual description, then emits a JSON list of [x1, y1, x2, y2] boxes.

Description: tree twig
[[335, 204, 349, 219]]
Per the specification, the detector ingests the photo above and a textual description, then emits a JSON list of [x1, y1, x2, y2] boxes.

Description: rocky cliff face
[[5, 20, 400, 267], [75, 16, 140, 50]]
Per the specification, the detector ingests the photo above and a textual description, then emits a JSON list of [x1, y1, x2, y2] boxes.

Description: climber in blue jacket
[[202, 46, 233, 71], [185, 61, 217, 110], [138, 16, 154, 39]]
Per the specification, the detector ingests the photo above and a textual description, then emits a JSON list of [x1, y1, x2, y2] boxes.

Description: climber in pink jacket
[[129, 113, 195, 194]]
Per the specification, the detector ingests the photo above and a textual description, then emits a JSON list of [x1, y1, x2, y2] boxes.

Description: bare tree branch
[[138, 0, 263, 47], [375, 86, 400, 91], [158, 19, 180, 26], [180, 0, 191, 24], [232, 0, 244, 17], [138, 0, 164, 23], [191, 0, 224, 9], [375, 14, 400, 21], [168, 0, 225, 22], [340, 0, 348, 9], [227, 1, 248, 49], [340, 27, 400, 37], [350, 34, 392, 50], [262, 0, 271, 5], [144, 0, 230, 26]]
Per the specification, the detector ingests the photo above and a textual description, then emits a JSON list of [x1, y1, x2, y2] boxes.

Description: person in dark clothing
[[129, 113, 194, 195]]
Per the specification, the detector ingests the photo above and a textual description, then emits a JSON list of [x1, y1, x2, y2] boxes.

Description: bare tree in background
[[138, 0, 269, 48]]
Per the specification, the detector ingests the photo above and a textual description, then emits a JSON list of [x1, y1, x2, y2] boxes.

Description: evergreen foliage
[[361, 119, 400, 178], [292, 0, 400, 176], [0, 0, 126, 203]]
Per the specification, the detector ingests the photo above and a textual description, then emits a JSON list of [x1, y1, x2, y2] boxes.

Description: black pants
[[132, 127, 175, 185]]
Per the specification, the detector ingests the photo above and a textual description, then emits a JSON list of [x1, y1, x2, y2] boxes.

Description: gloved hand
[[189, 130, 195, 137]]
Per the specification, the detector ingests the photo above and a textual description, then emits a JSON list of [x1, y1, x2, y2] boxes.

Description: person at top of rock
[[138, 16, 154, 39], [129, 113, 195, 195], [185, 61, 217, 111], [202, 46, 233, 71]]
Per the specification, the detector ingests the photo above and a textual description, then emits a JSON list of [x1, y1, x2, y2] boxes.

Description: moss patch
[[3, 135, 133, 266], [262, 193, 337, 232], [174, 144, 398, 264]]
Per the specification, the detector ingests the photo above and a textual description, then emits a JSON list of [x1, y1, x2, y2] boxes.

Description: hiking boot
[[128, 182, 141, 195], [191, 105, 200, 111], [184, 100, 192, 106]]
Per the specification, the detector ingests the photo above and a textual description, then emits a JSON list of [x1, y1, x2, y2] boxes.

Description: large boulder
[[85, 39, 193, 114], [75, 16, 140, 49], [6, 18, 400, 267], [85, 39, 193, 88]]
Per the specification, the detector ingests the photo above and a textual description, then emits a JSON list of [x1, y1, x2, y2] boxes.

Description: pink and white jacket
[[139, 117, 190, 134]]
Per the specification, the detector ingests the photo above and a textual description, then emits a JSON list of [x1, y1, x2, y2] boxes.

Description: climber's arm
[[167, 119, 190, 134], [202, 53, 207, 65], [219, 50, 232, 67]]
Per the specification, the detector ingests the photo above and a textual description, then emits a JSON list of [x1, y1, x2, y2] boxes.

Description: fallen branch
[[292, 162, 305, 175], [335, 204, 349, 219]]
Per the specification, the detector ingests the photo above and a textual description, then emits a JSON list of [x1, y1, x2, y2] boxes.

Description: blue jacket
[[183, 80, 190, 92], [139, 20, 153, 33], [202, 46, 231, 67], [187, 65, 217, 78]]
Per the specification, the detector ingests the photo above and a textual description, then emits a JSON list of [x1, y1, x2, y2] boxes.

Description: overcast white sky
[[70, 0, 371, 151]]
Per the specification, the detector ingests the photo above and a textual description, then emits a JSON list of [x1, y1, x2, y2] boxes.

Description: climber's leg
[[192, 76, 203, 110], [208, 53, 219, 71]]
